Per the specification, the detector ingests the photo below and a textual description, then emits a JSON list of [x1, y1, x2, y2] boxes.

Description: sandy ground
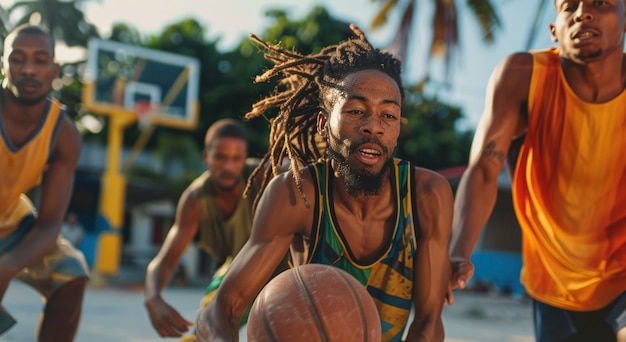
[[2, 276, 534, 342]]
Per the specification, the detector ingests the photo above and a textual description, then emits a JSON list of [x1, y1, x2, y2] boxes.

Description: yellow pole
[[94, 111, 136, 275]]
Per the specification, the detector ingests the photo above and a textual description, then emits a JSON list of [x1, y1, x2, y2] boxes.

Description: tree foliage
[[0, 2, 473, 189], [8, 0, 99, 46]]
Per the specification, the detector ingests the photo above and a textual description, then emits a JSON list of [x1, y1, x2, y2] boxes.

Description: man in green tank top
[[144, 119, 286, 339], [196, 25, 454, 342]]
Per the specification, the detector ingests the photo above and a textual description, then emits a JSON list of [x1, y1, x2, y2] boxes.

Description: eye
[[383, 113, 398, 120], [8, 56, 23, 64], [559, 1, 577, 11]]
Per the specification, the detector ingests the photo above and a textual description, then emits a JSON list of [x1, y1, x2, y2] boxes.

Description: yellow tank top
[[512, 48, 626, 310], [0, 97, 65, 235]]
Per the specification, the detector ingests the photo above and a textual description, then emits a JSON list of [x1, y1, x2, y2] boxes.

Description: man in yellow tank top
[[450, 1, 626, 341], [0, 25, 89, 341]]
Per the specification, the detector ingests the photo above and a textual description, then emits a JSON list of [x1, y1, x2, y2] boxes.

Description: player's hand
[[145, 296, 192, 337], [445, 257, 474, 306]]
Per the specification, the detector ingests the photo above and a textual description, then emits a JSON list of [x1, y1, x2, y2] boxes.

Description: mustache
[[16, 78, 42, 88], [217, 171, 239, 179], [328, 130, 388, 155]]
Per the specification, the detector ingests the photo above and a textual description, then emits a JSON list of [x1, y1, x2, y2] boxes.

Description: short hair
[[204, 118, 247, 150], [244, 24, 403, 207], [3, 24, 55, 58]]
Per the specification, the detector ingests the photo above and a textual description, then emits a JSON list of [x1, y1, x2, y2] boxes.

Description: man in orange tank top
[[0, 25, 88, 341], [449, 1, 626, 341]]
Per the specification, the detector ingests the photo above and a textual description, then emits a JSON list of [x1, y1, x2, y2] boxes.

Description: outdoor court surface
[[3, 279, 534, 341]]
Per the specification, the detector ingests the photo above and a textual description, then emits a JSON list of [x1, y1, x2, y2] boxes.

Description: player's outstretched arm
[[448, 53, 532, 298], [145, 181, 203, 337], [405, 169, 453, 342], [196, 171, 307, 341]]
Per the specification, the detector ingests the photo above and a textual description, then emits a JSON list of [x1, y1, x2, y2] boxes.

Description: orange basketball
[[247, 264, 381, 341]]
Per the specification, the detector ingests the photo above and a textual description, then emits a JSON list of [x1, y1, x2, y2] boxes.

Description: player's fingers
[[157, 322, 184, 338], [166, 311, 192, 333], [444, 287, 456, 306]]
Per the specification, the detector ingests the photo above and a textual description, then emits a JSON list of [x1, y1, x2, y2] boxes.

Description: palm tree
[[0, 5, 11, 38], [524, 0, 549, 50], [8, 0, 99, 47], [370, 0, 501, 83]]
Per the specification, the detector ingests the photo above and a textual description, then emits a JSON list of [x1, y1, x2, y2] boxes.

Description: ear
[[317, 112, 327, 136], [549, 23, 558, 42], [202, 149, 209, 167]]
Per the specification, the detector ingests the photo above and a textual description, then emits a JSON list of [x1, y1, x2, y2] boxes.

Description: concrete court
[[2, 279, 534, 342]]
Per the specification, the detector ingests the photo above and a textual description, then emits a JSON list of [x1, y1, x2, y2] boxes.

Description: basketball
[[247, 263, 381, 341]]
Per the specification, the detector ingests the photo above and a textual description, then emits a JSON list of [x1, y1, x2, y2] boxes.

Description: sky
[[0, 0, 557, 130]]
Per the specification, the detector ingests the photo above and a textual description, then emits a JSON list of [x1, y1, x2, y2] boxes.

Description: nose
[[360, 115, 384, 136], [574, 3, 593, 22], [21, 59, 36, 76]]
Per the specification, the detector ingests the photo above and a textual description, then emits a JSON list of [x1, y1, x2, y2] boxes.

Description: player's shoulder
[[181, 172, 209, 201], [491, 52, 533, 79], [264, 163, 317, 202], [411, 166, 452, 194], [52, 108, 82, 162]]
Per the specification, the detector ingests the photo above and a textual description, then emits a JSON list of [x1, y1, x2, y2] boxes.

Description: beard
[[326, 132, 393, 197], [211, 172, 242, 192], [576, 48, 602, 61], [5, 79, 47, 106]]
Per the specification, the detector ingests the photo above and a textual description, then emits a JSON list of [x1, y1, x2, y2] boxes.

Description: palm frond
[[389, 0, 415, 63], [465, 0, 501, 43], [524, 0, 548, 50], [370, 0, 399, 30]]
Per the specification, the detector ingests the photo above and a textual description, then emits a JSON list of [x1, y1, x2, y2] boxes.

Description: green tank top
[[196, 165, 257, 273], [306, 158, 419, 342]]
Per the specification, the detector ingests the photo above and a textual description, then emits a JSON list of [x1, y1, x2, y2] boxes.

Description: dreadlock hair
[[244, 24, 403, 209]]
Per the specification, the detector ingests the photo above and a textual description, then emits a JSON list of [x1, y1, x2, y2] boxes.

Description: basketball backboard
[[82, 38, 200, 130]]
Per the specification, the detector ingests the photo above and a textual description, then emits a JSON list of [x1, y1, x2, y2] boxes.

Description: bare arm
[[196, 171, 308, 341], [0, 116, 81, 275], [405, 170, 453, 342], [449, 53, 532, 286], [144, 181, 202, 336], [145, 184, 201, 300]]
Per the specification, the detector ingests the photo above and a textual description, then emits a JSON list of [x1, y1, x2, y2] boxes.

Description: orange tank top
[[513, 48, 626, 310], [0, 97, 65, 235]]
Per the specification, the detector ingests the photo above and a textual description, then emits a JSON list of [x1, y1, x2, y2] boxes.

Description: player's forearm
[[405, 316, 444, 342], [197, 295, 240, 341], [450, 166, 499, 260], [145, 260, 176, 300], [3, 223, 58, 272]]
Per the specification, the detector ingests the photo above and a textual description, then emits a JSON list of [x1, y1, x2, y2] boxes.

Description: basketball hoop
[[134, 101, 160, 130]]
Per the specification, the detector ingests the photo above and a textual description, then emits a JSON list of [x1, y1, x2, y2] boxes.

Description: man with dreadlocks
[[196, 24, 453, 342]]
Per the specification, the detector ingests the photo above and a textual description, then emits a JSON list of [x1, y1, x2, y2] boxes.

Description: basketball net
[[134, 100, 161, 130]]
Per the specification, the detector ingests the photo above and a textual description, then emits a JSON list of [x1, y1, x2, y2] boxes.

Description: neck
[[330, 163, 393, 216], [1, 88, 47, 123], [561, 52, 626, 103]]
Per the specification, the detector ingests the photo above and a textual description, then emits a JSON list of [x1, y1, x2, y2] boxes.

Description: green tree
[[397, 87, 472, 169], [8, 0, 99, 46], [0, 5, 11, 38], [108, 22, 141, 45]]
